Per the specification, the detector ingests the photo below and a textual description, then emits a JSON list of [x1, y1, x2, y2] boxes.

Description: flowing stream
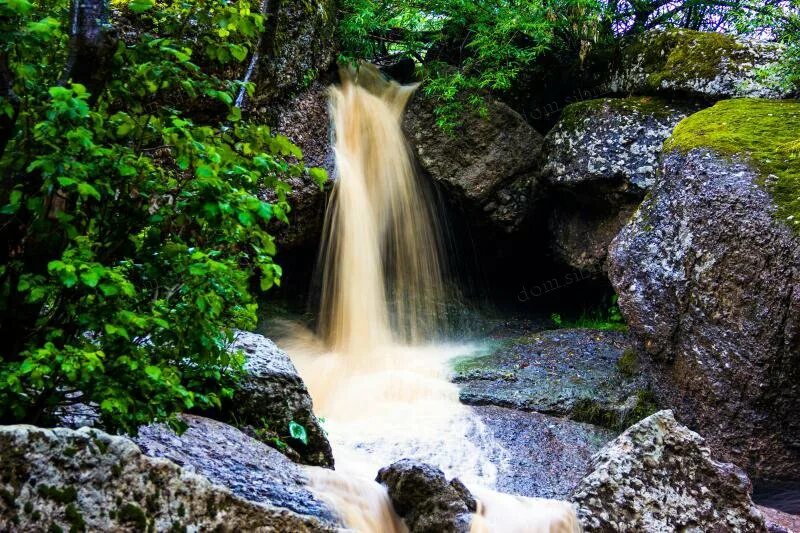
[[282, 65, 580, 532]]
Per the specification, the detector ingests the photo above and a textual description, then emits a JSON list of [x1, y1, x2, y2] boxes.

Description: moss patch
[[623, 29, 749, 89], [117, 503, 147, 530], [559, 96, 679, 131], [664, 98, 800, 231]]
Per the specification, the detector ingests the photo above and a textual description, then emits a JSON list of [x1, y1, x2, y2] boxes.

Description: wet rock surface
[[470, 405, 615, 499], [376, 458, 476, 533], [0, 423, 335, 532], [607, 28, 790, 100], [223, 331, 334, 467], [404, 96, 543, 233], [608, 149, 800, 479], [571, 410, 767, 532], [452, 329, 654, 430], [136, 415, 339, 525]]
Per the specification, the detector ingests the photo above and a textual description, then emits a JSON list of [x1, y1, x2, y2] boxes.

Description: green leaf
[[77, 183, 101, 200], [128, 0, 154, 13], [144, 365, 162, 380], [288, 421, 308, 445]]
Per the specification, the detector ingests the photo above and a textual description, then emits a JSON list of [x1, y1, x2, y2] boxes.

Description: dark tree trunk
[[62, 0, 118, 99]]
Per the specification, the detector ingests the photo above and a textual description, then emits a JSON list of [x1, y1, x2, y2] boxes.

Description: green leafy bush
[[0, 0, 323, 432]]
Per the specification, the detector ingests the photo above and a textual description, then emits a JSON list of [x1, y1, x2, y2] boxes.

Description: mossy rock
[[607, 29, 791, 100], [665, 98, 800, 232]]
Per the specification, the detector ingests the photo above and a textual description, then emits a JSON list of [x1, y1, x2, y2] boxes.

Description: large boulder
[[225, 331, 334, 467], [404, 96, 543, 233], [0, 423, 336, 532], [376, 459, 476, 533], [608, 99, 800, 479], [607, 29, 791, 100], [452, 329, 655, 430], [542, 97, 691, 274], [571, 410, 767, 532]]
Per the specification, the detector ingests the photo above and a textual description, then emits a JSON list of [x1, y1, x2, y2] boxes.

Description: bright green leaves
[[0, 0, 315, 434], [288, 420, 309, 445], [128, 0, 154, 13]]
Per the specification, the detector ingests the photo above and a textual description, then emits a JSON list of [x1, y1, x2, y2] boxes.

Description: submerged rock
[[470, 405, 615, 500], [136, 415, 338, 524], [608, 99, 800, 479], [571, 410, 767, 532], [404, 96, 543, 233], [542, 97, 691, 274], [607, 28, 791, 100], [452, 329, 655, 430], [225, 331, 334, 467], [376, 459, 476, 533], [0, 423, 336, 532]]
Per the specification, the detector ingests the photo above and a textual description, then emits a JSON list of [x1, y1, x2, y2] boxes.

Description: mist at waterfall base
[[279, 65, 579, 533]]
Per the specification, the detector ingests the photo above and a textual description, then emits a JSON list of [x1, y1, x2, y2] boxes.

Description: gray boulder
[[571, 410, 766, 532], [542, 97, 690, 274], [135, 415, 338, 523], [376, 459, 476, 533], [607, 28, 791, 100], [0, 423, 336, 532], [226, 331, 334, 467], [404, 96, 543, 233], [608, 145, 800, 479], [452, 329, 655, 430]]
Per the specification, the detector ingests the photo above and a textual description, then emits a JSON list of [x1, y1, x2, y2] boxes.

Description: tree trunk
[[62, 0, 118, 99]]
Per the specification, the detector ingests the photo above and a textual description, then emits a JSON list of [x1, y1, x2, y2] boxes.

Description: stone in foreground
[[571, 410, 766, 532], [376, 459, 476, 533], [0, 424, 336, 532]]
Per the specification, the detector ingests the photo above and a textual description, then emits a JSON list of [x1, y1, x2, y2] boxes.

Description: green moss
[[572, 389, 658, 430], [624, 29, 749, 88], [117, 503, 147, 530], [559, 96, 678, 131], [665, 98, 800, 231], [616, 348, 639, 378], [65, 503, 86, 533], [37, 485, 77, 505]]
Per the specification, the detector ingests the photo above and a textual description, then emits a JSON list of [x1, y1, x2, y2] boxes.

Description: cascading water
[[282, 64, 580, 533]]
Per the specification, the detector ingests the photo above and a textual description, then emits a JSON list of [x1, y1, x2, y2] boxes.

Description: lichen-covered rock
[[543, 97, 690, 191], [452, 329, 655, 430], [608, 102, 800, 479], [571, 410, 767, 532], [376, 459, 476, 533], [135, 415, 338, 523], [225, 331, 334, 468], [607, 29, 791, 100], [542, 97, 691, 273], [404, 96, 543, 233], [254, 0, 336, 104], [0, 424, 336, 532]]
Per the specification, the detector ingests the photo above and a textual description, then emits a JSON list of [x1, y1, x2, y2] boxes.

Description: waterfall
[[282, 64, 580, 533]]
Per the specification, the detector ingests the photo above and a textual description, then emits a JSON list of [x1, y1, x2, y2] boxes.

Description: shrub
[[0, 0, 324, 432]]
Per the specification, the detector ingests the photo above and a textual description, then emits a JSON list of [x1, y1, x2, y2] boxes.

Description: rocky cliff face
[[571, 410, 767, 532], [608, 115, 800, 479]]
